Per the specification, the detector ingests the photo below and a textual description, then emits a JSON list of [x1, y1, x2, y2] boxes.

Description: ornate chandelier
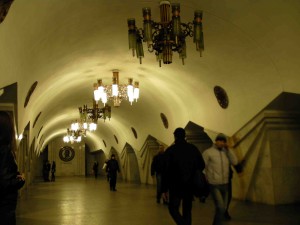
[[93, 70, 139, 107], [63, 128, 83, 143], [127, 1, 204, 66], [79, 101, 111, 125]]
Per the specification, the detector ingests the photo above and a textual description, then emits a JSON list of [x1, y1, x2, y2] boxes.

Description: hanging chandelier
[[79, 101, 111, 126], [93, 70, 140, 107], [63, 128, 83, 143], [127, 1, 204, 67]]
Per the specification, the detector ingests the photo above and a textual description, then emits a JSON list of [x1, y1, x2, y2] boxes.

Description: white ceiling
[[1, 0, 300, 154]]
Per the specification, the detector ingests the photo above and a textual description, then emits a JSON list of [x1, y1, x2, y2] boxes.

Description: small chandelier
[[63, 128, 83, 143], [79, 101, 111, 125], [127, 1, 204, 66], [93, 70, 140, 107]]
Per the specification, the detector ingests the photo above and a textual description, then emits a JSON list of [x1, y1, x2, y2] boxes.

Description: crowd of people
[[1, 110, 241, 225]]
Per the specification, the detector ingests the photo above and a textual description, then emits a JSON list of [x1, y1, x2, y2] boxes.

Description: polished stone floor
[[16, 177, 300, 225]]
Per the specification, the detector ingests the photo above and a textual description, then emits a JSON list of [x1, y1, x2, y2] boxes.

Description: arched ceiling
[[1, 0, 300, 154]]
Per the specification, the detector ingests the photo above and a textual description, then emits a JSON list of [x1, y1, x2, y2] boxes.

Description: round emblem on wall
[[59, 146, 75, 162]]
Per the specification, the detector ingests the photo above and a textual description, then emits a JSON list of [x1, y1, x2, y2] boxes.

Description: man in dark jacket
[[162, 128, 205, 225], [106, 154, 120, 191], [151, 145, 166, 204]]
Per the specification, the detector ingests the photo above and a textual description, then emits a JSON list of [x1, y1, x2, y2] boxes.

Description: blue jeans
[[210, 184, 228, 225]]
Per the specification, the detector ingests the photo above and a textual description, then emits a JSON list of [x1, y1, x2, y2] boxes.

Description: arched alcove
[[139, 135, 166, 184], [120, 143, 141, 183], [85, 145, 106, 177], [185, 121, 213, 153]]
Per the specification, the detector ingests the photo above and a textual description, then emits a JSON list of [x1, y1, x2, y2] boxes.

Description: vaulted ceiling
[[1, 0, 300, 154]]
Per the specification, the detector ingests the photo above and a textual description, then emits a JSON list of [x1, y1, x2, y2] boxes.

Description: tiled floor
[[16, 177, 300, 225]]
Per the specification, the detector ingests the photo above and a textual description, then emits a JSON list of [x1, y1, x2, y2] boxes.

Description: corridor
[[16, 177, 300, 225]]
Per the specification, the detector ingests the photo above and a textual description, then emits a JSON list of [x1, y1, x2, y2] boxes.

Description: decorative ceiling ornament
[[214, 86, 229, 109], [127, 0, 204, 67], [93, 70, 139, 107]]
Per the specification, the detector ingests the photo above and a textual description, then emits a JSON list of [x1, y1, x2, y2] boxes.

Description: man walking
[[162, 128, 205, 225], [203, 133, 238, 225], [151, 145, 166, 204], [106, 154, 120, 191]]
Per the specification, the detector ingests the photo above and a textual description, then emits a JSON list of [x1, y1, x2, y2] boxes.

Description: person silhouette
[[0, 111, 25, 225]]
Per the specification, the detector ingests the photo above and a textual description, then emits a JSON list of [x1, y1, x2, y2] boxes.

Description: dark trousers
[[51, 172, 55, 182], [156, 174, 162, 201], [168, 192, 193, 225], [109, 173, 117, 190], [94, 170, 98, 179], [0, 210, 16, 225]]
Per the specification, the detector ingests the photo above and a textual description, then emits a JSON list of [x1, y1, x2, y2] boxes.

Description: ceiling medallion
[[127, 1, 204, 66], [214, 86, 229, 109]]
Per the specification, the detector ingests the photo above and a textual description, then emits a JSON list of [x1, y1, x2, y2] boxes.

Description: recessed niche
[[114, 135, 119, 144], [214, 86, 229, 109], [33, 112, 42, 128], [131, 127, 138, 139], [24, 81, 38, 108], [160, 113, 169, 129], [103, 140, 107, 147]]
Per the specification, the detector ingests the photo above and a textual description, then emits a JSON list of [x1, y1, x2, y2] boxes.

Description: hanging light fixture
[[63, 128, 83, 143], [93, 70, 140, 107], [127, 1, 204, 67], [79, 100, 111, 127]]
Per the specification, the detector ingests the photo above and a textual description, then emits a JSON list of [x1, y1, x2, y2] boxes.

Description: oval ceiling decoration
[[160, 113, 169, 129], [24, 81, 38, 108], [214, 86, 229, 109], [33, 112, 42, 128], [37, 126, 43, 138], [131, 127, 138, 139], [114, 135, 119, 144]]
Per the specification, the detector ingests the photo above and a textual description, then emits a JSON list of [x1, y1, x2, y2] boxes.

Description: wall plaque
[[59, 146, 75, 162]]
